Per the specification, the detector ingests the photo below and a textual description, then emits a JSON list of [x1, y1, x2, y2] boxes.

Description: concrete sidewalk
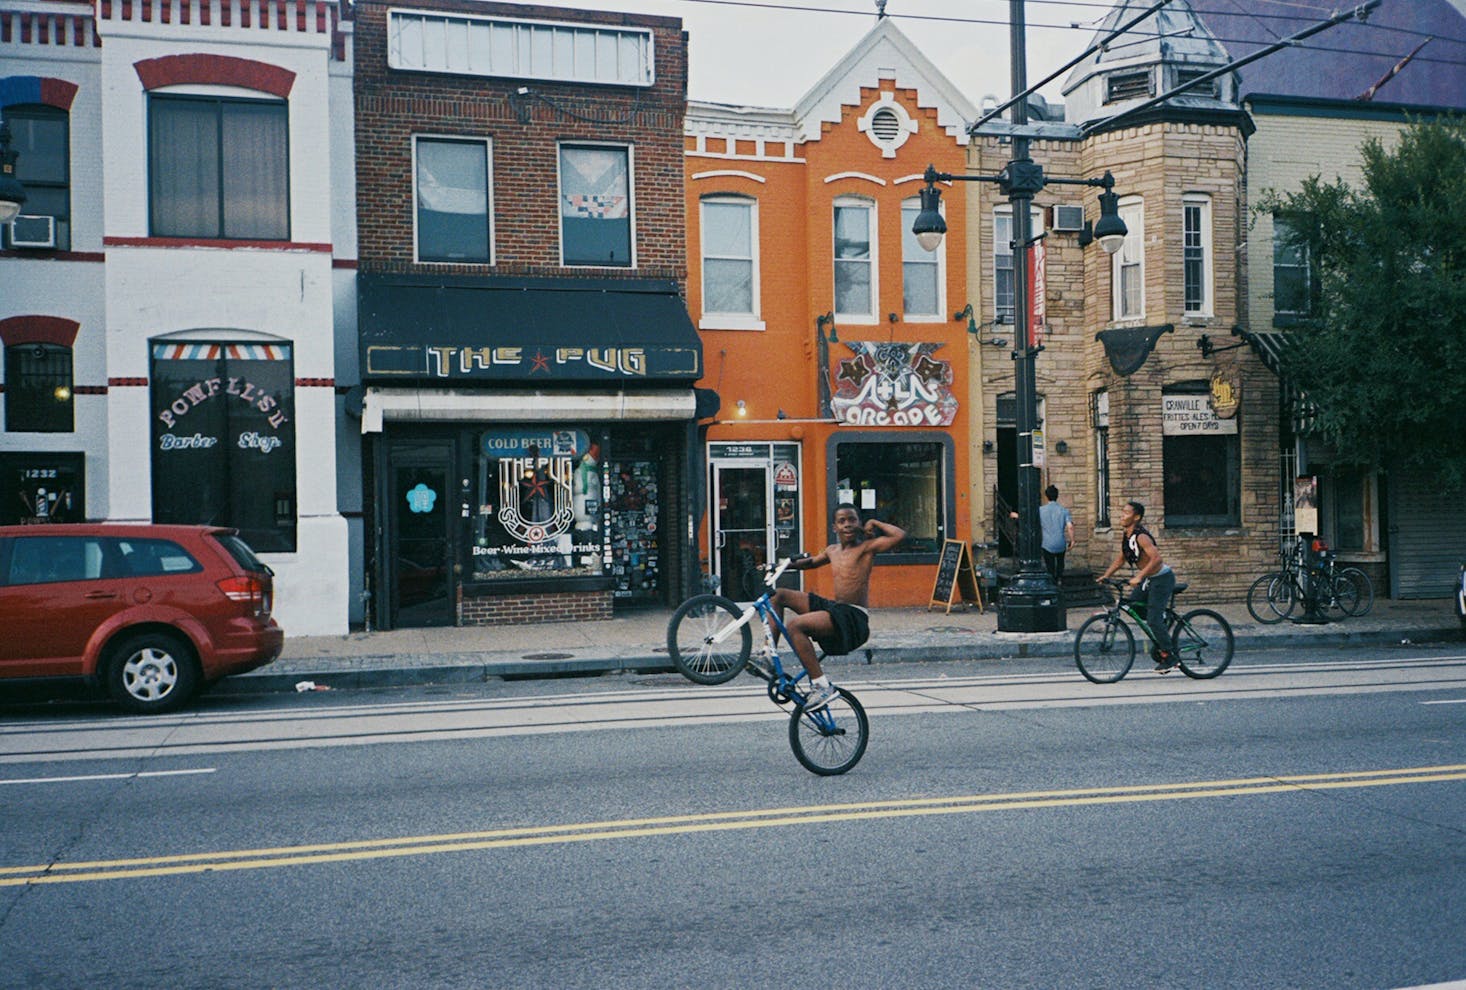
[[223, 595, 1465, 695]]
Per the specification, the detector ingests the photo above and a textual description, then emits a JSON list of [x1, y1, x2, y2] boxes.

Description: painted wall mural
[[830, 341, 956, 427]]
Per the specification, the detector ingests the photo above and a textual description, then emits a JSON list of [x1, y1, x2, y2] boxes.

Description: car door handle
[[83, 590, 118, 599]]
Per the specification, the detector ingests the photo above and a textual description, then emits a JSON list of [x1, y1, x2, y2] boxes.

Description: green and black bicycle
[[1074, 578, 1234, 684]]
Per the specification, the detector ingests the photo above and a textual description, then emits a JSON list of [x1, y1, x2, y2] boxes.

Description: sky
[[556, 0, 1112, 111]]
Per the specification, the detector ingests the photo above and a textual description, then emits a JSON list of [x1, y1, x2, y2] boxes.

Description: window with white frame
[[560, 144, 632, 267], [901, 197, 941, 318], [414, 136, 492, 264], [700, 195, 760, 325], [993, 205, 1044, 325], [833, 197, 876, 320], [1182, 193, 1212, 315], [1112, 197, 1144, 320], [1092, 389, 1110, 528], [148, 94, 289, 241]]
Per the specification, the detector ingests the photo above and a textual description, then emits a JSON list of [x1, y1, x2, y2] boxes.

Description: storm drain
[[521, 652, 575, 660]]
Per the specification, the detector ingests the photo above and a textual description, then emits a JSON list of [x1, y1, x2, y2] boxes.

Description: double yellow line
[[6, 764, 1465, 886]]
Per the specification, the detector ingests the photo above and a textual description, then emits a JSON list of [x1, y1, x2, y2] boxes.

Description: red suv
[[0, 524, 284, 713]]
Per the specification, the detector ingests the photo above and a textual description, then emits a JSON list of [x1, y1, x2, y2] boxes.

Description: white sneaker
[[802, 681, 838, 712]]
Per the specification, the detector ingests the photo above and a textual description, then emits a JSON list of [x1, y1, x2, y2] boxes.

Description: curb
[[217, 624, 1463, 696]]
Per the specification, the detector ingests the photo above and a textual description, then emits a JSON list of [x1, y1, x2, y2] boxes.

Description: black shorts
[[807, 593, 870, 656]]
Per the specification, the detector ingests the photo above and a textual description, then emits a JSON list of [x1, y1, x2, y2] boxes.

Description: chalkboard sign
[[929, 539, 983, 613]]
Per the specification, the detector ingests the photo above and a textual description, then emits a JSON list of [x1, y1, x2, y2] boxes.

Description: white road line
[[1420, 699, 1466, 705], [0, 768, 216, 786]]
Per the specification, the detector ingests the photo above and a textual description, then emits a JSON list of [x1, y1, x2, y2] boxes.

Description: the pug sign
[[1162, 394, 1238, 435]]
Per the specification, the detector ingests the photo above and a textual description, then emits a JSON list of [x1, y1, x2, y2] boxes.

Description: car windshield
[[214, 532, 272, 575]]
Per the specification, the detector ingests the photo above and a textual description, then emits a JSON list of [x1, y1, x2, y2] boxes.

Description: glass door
[[387, 441, 454, 627], [711, 462, 771, 601]]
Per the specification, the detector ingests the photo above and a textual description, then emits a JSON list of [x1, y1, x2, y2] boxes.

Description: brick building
[[684, 17, 980, 607], [352, 0, 705, 628], [0, 0, 354, 635]]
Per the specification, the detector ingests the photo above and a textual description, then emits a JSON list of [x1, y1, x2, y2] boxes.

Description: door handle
[[716, 531, 727, 549], [84, 590, 118, 599]]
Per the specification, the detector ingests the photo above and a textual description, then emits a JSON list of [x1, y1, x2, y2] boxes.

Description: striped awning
[[1240, 329, 1317, 434], [152, 342, 291, 361]]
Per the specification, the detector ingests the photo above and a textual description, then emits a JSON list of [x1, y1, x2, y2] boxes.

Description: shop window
[[901, 197, 941, 318], [148, 94, 289, 240], [4, 343, 73, 433], [560, 144, 631, 267], [1111, 197, 1144, 320], [414, 136, 492, 263], [149, 341, 296, 552], [1162, 382, 1240, 527], [0, 452, 84, 525], [833, 197, 875, 321], [1329, 466, 1373, 552], [2, 104, 70, 251], [700, 195, 760, 325], [1183, 194, 1212, 316], [471, 428, 605, 581], [829, 436, 950, 557]]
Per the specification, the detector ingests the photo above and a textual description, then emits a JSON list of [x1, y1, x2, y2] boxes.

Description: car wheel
[[105, 632, 200, 714]]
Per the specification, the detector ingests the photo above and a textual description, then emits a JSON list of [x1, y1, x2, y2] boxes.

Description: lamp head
[[912, 183, 946, 252], [1093, 188, 1127, 255]]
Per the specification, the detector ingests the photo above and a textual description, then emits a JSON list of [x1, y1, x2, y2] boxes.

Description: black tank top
[[1123, 524, 1154, 567]]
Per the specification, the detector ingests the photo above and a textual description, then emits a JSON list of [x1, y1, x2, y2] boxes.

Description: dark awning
[[359, 274, 702, 384], [1241, 328, 1317, 433]]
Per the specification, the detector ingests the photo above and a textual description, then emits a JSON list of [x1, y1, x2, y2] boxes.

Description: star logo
[[836, 357, 871, 388], [530, 351, 551, 374], [912, 355, 948, 387]]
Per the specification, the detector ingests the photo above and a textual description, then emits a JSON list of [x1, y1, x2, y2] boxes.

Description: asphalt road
[[3, 643, 1465, 989]]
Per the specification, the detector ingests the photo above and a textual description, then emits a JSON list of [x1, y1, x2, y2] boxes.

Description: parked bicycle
[[666, 557, 869, 775], [1246, 536, 1373, 624], [1075, 578, 1234, 683]]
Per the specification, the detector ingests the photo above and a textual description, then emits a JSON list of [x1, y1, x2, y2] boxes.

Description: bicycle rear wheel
[[1172, 608, 1234, 679], [789, 687, 868, 775], [1336, 567, 1374, 617], [1074, 614, 1135, 683], [1246, 572, 1289, 624], [667, 594, 751, 685]]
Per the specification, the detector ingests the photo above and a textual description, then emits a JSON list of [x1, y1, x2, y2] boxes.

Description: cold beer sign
[[1162, 394, 1237, 435]]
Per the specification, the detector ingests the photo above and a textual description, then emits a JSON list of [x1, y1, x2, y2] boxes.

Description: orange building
[[684, 19, 980, 606]]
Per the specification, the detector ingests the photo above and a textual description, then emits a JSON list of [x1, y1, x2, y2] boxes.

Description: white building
[[1, 0, 354, 635]]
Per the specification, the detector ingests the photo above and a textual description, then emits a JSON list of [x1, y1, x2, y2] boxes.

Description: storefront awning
[[359, 275, 702, 384], [1242, 329, 1317, 433], [360, 387, 698, 433]]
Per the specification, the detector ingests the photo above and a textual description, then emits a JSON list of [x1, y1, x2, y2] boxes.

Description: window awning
[[360, 387, 698, 433], [358, 274, 703, 384], [1242, 328, 1317, 433]]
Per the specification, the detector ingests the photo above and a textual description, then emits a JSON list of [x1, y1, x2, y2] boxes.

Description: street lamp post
[[912, 0, 1126, 632]]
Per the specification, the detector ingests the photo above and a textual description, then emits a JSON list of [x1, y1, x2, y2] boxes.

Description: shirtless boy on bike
[[767, 504, 905, 711]]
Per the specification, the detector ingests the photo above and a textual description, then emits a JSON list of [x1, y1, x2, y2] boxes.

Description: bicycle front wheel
[[1336, 567, 1374, 617], [1247, 573, 1289, 624], [1074, 614, 1135, 683], [667, 594, 751, 685], [789, 687, 869, 775], [1172, 608, 1234, 679]]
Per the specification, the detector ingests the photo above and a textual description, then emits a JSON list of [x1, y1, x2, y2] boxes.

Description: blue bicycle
[[667, 557, 870, 775]]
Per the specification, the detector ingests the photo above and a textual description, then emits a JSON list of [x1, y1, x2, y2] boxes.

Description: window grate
[[869, 109, 901, 142], [1105, 70, 1153, 104]]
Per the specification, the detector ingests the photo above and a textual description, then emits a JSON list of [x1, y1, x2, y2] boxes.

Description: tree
[[1258, 116, 1466, 489]]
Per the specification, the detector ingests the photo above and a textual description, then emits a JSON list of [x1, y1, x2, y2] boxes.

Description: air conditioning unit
[[1048, 204, 1085, 233], [9, 215, 56, 249]]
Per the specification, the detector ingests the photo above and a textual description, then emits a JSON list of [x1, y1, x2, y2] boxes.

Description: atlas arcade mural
[[830, 341, 957, 427]]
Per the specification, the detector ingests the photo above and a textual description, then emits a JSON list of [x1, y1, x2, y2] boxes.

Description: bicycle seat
[[1172, 581, 1189, 595]]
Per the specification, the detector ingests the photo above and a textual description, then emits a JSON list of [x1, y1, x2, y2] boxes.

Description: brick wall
[[354, 0, 688, 282], [459, 589, 614, 625]]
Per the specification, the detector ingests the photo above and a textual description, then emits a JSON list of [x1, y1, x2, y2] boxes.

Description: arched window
[[3, 342, 73, 433], [1, 104, 70, 251], [901, 196, 942, 318]]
